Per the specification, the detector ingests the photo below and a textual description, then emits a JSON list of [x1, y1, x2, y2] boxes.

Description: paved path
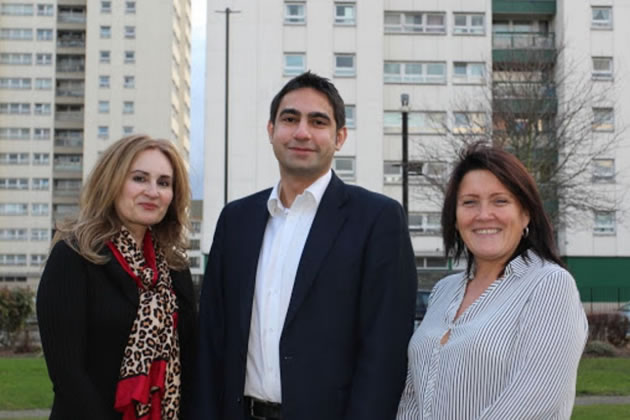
[[0, 397, 629, 418], [574, 395, 630, 406]]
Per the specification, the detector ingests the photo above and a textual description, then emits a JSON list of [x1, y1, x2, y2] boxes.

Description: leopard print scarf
[[108, 227, 181, 420]]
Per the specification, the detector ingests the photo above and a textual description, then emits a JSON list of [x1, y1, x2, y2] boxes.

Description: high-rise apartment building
[[203, 0, 629, 298], [0, 0, 191, 289]]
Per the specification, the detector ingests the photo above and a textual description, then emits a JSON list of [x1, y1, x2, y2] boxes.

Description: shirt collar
[[267, 169, 332, 216], [467, 249, 543, 281]]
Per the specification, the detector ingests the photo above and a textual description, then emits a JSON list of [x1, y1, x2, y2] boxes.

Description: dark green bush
[[0, 287, 34, 349], [587, 312, 630, 348], [583, 340, 618, 357]]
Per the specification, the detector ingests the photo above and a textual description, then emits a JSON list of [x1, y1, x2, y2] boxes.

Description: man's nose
[[293, 120, 311, 140]]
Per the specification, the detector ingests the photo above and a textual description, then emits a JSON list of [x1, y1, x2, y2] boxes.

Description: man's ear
[[335, 127, 348, 151], [267, 121, 274, 142]]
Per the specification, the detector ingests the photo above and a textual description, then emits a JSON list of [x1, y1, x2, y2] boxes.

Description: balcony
[[58, 7, 86, 24], [493, 32, 555, 64], [55, 111, 83, 121], [54, 134, 83, 148], [493, 81, 557, 114], [493, 0, 556, 15], [57, 30, 86, 49]]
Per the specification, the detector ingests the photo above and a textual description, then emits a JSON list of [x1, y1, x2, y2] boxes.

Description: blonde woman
[[37, 135, 196, 420]]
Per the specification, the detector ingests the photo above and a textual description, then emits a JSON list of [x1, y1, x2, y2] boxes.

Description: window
[[384, 12, 445, 34], [0, 28, 33, 40], [36, 53, 52, 65], [191, 221, 201, 233], [0, 276, 27, 282], [34, 103, 52, 115], [123, 101, 135, 114], [0, 78, 31, 89], [100, 26, 111, 38], [384, 61, 446, 84], [124, 50, 135, 63], [345, 105, 356, 128], [0, 103, 30, 114], [36, 29, 53, 41], [101, 1, 111, 13], [35, 78, 52, 89], [592, 158, 615, 182], [34, 128, 50, 139], [31, 228, 50, 241], [593, 108, 614, 131], [0, 128, 30, 139], [98, 126, 109, 139], [0, 153, 29, 164], [384, 111, 446, 134], [125, 1, 136, 14], [334, 54, 355, 77], [37, 4, 53, 16], [594, 211, 615, 234], [124, 75, 135, 88], [0, 203, 28, 215], [33, 153, 50, 165], [284, 53, 305, 76], [189, 239, 201, 250], [333, 157, 356, 181], [453, 112, 486, 134], [32, 178, 49, 190], [0, 229, 27, 241], [31, 254, 47, 266], [123, 126, 134, 135], [0, 254, 27, 266], [100, 50, 111, 63], [383, 162, 403, 183], [592, 7, 612, 29], [453, 62, 485, 84], [124, 26, 136, 39], [31, 203, 49, 216], [409, 213, 441, 234], [454, 13, 485, 34], [1, 3, 34, 15], [98, 100, 110, 113], [99, 75, 110, 88], [0, 178, 28, 190], [284, 2, 305, 24], [335, 3, 355, 25], [592, 57, 613, 80], [0, 53, 32, 65]]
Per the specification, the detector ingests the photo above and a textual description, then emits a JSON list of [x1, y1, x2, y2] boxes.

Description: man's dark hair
[[269, 71, 346, 130], [441, 142, 564, 274]]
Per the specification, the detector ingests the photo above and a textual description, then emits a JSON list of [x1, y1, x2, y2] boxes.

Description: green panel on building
[[566, 257, 630, 302], [493, 0, 556, 15], [492, 49, 556, 65]]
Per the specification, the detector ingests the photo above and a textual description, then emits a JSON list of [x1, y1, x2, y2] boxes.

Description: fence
[[579, 287, 630, 314]]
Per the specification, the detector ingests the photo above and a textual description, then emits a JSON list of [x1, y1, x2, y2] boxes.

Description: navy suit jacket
[[194, 173, 417, 420]]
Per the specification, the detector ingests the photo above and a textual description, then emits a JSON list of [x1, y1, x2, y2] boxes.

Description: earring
[[523, 226, 530, 238]]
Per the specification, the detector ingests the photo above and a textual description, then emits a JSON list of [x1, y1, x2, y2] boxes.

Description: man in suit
[[194, 72, 417, 420]]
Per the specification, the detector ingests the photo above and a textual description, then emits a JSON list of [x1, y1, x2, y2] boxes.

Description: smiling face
[[114, 148, 174, 244], [267, 87, 347, 183], [455, 169, 530, 269]]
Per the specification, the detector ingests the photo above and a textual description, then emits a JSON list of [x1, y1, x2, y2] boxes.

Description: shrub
[[587, 312, 630, 347], [583, 340, 618, 357], [0, 287, 34, 350]]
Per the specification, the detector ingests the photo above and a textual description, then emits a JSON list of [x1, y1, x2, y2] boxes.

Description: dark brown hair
[[441, 143, 563, 273], [269, 71, 346, 130]]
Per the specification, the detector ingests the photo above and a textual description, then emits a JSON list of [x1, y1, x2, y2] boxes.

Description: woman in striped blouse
[[397, 144, 588, 420]]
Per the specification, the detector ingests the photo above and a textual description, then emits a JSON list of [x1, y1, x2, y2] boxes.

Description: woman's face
[[115, 148, 174, 243], [455, 169, 530, 268]]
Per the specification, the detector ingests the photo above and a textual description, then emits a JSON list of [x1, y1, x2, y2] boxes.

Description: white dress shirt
[[244, 170, 332, 403], [396, 251, 588, 420]]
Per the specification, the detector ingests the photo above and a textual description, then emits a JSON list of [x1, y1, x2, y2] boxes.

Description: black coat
[[193, 173, 417, 420], [37, 240, 196, 420]]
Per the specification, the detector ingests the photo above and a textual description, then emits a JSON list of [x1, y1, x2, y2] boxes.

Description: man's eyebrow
[[279, 108, 300, 117], [307, 111, 331, 122]]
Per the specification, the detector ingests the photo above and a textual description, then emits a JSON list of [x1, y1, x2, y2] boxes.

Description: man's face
[[268, 87, 347, 182]]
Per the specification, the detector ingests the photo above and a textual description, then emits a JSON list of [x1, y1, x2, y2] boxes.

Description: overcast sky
[[190, 0, 207, 199]]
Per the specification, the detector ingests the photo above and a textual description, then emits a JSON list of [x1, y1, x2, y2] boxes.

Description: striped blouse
[[396, 251, 588, 420]]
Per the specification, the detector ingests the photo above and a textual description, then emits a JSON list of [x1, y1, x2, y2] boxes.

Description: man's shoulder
[[341, 182, 402, 211], [223, 188, 272, 213]]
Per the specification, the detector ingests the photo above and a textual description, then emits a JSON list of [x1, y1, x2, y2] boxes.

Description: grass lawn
[[0, 357, 52, 410], [576, 357, 630, 396], [571, 404, 630, 419]]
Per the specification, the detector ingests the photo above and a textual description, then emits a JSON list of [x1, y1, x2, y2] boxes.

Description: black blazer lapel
[[239, 192, 271, 346], [284, 174, 349, 328], [102, 250, 139, 306]]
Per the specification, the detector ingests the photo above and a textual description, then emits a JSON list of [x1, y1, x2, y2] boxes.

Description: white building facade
[[203, 0, 630, 299], [0, 0, 192, 289]]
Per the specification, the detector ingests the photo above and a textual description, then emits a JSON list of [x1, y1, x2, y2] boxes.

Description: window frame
[[453, 62, 485, 84], [453, 111, 487, 134], [408, 212, 442, 235], [594, 211, 615, 234], [283, 53, 305, 76], [344, 105, 356, 128], [384, 61, 446, 84], [284, 2, 305, 25], [384, 11, 446, 34], [592, 158, 615, 182], [334, 54, 356, 77], [333, 156, 356, 181], [592, 57, 613, 80], [592, 6, 612, 30], [592, 107, 614, 132], [334, 3, 356, 26], [453, 13, 485, 35]]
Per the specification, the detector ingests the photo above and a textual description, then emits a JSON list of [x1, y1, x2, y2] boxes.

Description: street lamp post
[[401, 93, 410, 221], [216, 7, 240, 205]]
